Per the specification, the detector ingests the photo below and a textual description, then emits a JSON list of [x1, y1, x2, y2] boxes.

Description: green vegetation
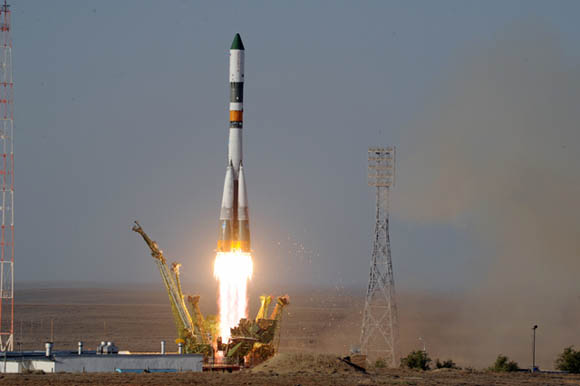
[[488, 354, 519, 372], [374, 358, 387, 368], [435, 358, 459, 369], [555, 346, 580, 373], [400, 350, 431, 370]]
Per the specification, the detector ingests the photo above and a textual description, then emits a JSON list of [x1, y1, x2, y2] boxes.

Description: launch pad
[[132, 221, 289, 368]]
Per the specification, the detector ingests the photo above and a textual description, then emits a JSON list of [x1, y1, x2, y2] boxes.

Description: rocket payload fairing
[[218, 33, 250, 253]]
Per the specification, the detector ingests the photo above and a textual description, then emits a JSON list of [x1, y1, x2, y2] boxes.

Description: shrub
[[401, 350, 431, 370], [374, 358, 386, 368], [435, 358, 459, 369], [489, 354, 519, 372], [555, 346, 580, 373]]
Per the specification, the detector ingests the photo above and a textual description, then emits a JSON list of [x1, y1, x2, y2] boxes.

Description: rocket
[[218, 33, 250, 253]]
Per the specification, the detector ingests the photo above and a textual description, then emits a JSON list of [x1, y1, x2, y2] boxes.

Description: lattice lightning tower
[[360, 147, 398, 366], [0, 0, 13, 352]]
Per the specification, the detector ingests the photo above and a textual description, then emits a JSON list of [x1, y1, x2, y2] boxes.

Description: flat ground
[[1, 365, 580, 385], [13, 286, 366, 355], [7, 285, 580, 385]]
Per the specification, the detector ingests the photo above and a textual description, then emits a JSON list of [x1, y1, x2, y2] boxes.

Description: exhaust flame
[[214, 251, 253, 341]]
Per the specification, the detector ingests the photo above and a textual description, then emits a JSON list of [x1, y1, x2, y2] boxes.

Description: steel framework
[[360, 147, 398, 366], [0, 0, 13, 352]]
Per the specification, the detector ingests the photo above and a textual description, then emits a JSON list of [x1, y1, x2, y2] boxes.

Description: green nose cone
[[231, 33, 245, 50]]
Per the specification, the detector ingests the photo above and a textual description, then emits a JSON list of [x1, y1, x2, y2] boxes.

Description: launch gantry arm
[[132, 221, 164, 261], [255, 295, 272, 321], [269, 295, 290, 351], [132, 221, 195, 336], [269, 295, 290, 321], [172, 263, 185, 302], [188, 295, 209, 345]]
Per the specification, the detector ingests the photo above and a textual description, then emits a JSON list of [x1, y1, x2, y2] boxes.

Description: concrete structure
[[0, 351, 203, 373]]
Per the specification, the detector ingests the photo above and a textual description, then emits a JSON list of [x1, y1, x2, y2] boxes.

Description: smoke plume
[[393, 24, 580, 368]]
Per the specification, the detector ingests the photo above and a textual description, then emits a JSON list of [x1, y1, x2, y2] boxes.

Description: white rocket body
[[218, 34, 250, 253], [228, 47, 244, 177]]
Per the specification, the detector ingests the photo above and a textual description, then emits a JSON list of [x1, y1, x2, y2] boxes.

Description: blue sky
[[13, 1, 580, 293]]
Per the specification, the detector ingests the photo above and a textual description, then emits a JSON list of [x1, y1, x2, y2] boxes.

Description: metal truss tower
[[0, 0, 13, 352], [360, 147, 398, 366]]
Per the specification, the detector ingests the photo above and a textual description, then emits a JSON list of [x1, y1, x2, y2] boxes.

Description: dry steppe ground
[[13, 285, 366, 355], [7, 285, 580, 385], [2, 356, 580, 386]]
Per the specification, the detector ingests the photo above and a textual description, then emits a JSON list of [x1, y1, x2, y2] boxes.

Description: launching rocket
[[218, 33, 250, 253]]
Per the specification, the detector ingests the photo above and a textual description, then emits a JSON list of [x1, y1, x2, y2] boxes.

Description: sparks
[[214, 251, 253, 341]]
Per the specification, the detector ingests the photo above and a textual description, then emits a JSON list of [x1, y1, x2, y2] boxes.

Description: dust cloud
[[251, 24, 580, 370], [391, 24, 580, 368]]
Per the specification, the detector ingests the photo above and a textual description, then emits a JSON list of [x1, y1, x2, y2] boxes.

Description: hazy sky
[[14, 1, 580, 293]]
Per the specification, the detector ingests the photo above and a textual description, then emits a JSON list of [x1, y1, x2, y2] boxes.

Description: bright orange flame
[[214, 251, 253, 341]]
